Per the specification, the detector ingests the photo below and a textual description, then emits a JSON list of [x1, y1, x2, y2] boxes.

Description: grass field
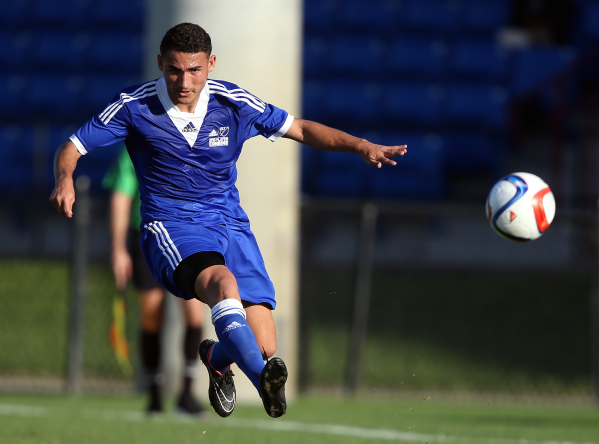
[[0, 393, 598, 444]]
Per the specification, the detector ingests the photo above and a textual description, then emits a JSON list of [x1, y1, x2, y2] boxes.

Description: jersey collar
[[156, 77, 210, 118]]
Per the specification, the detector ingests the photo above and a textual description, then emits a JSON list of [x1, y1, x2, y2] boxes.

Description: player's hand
[[358, 142, 407, 168], [112, 249, 133, 291], [49, 178, 76, 218]]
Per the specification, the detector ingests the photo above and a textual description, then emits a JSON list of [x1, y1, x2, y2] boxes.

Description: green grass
[[0, 393, 598, 444], [0, 259, 139, 378]]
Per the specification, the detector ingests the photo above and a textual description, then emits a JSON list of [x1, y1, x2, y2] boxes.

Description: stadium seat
[[321, 81, 382, 124], [30, 0, 88, 27], [338, 0, 401, 30], [450, 39, 510, 81], [401, 0, 461, 32], [303, 37, 331, 75], [82, 75, 138, 113], [367, 132, 445, 199], [0, 125, 34, 192], [329, 36, 385, 75], [580, 0, 599, 39], [443, 133, 504, 177], [0, 75, 27, 116], [444, 83, 508, 128], [386, 37, 448, 79], [303, 0, 342, 29], [381, 82, 443, 125], [89, 0, 144, 29], [461, 0, 510, 33], [0, 0, 28, 29], [28, 75, 80, 117], [511, 48, 576, 95], [0, 32, 32, 69], [89, 33, 143, 74], [33, 32, 90, 69]]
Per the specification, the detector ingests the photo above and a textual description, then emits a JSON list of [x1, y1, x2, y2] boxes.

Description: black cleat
[[259, 355, 288, 418], [198, 339, 236, 417]]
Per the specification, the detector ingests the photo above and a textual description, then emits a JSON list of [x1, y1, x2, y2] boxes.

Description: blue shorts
[[140, 221, 276, 309]]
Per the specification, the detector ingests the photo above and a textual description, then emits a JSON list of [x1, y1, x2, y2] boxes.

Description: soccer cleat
[[259, 355, 288, 418], [198, 339, 236, 417]]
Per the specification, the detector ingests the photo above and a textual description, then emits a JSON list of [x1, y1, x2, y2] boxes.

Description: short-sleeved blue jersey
[[71, 77, 294, 230]]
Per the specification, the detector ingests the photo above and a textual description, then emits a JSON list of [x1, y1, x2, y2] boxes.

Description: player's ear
[[208, 55, 216, 72], [157, 54, 163, 72]]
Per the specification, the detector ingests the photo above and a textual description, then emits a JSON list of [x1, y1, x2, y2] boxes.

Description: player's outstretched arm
[[49, 140, 82, 218], [283, 118, 407, 168], [110, 191, 134, 290]]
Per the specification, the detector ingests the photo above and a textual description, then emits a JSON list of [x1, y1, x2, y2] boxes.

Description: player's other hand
[[112, 249, 133, 291], [49, 179, 76, 218], [358, 142, 407, 168]]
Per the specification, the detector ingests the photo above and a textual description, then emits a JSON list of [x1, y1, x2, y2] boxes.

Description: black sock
[[182, 326, 202, 394], [141, 330, 161, 387]]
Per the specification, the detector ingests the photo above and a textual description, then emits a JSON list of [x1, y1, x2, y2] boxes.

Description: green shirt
[[103, 148, 142, 231]]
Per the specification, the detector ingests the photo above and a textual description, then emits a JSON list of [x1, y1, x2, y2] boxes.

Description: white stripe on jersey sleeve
[[268, 114, 295, 142], [207, 80, 266, 112], [99, 81, 157, 121], [209, 90, 265, 113], [207, 80, 266, 107], [102, 89, 157, 124], [69, 134, 88, 155]]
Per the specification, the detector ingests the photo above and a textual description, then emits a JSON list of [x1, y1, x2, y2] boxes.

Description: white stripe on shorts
[[144, 222, 181, 270]]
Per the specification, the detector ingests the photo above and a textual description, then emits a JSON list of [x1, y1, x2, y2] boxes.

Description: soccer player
[[49, 23, 407, 418], [104, 147, 207, 417]]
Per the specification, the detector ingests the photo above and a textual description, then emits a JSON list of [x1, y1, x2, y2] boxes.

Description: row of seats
[[0, 0, 143, 30], [301, 131, 505, 199], [303, 81, 508, 129], [0, 124, 121, 194], [305, 38, 577, 88], [0, 31, 143, 73], [1, 74, 140, 120], [305, 0, 509, 36]]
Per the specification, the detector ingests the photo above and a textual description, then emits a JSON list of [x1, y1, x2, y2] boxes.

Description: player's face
[[158, 51, 216, 111]]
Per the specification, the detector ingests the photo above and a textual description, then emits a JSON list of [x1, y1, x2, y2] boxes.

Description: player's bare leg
[[137, 288, 165, 414]]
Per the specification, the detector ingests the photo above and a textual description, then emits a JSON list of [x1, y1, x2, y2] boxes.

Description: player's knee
[[198, 269, 239, 304], [262, 342, 277, 358]]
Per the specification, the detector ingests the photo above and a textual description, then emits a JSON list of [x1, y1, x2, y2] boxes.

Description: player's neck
[[172, 95, 200, 114]]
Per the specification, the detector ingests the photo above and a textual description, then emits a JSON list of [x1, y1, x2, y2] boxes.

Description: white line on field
[[0, 403, 596, 444]]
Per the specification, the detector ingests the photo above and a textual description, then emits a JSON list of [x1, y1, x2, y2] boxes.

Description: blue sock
[[208, 342, 234, 374], [211, 299, 265, 391]]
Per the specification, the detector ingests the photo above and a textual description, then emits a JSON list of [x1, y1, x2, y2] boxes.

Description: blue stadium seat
[[89, 0, 144, 29], [367, 132, 445, 199], [309, 149, 370, 198], [0, 126, 34, 192], [321, 81, 381, 123], [0, 75, 27, 115], [89, 33, 143, 73], [450, 39, 510, 80], [338, 0, 401, 29], [511, 48, 576, 95], [382, 82, 443, 124], [444, 84, 508, 128], [443, 133, 504, 177], [580, 1, 599, 39], [304, 0, 342, 29], [401, 0, 461, 32], [28, 75, 80, 117], [31, 0, 88, 26], [0, 0, 28, 28], [329, 36, 385, 75], [33, 33, 90, 69], [303, 37, 331, 75], [0, 32, 32, 69], [82, 75, 137, 113], [461, 0, 510, 33], [386, 37, 448, 78]]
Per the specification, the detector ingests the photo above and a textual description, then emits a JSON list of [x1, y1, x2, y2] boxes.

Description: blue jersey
[[71, 77, 294, 230]]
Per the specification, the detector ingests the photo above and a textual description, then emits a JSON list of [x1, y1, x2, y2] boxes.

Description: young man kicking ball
[[49, 23, 407, 418]]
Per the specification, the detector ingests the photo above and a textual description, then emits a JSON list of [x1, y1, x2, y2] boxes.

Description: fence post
[[594, 200, 599, 404], [345, 203, 378, 395], [66, 176, 91, 394]]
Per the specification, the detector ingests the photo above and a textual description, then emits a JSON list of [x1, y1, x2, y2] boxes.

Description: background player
[[49, 23, 406, 418], [104, 147, 207, 417]]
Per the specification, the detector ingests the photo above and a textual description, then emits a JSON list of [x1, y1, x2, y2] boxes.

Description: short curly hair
[[160, 23, 212, 55]]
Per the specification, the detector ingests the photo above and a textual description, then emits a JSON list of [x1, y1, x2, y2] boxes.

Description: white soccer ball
[[486, 172, 556, 242]]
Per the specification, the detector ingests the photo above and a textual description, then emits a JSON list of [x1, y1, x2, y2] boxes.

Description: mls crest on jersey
[[209, 126, 229, 147]]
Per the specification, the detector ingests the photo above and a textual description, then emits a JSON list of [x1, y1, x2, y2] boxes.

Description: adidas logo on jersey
[[209, 129, 218, 137], [182, 122, 198, 133], [223, 321, 246, 333]]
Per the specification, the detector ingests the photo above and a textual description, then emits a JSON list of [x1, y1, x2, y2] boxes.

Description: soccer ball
[[486, 172, 556, 242]]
